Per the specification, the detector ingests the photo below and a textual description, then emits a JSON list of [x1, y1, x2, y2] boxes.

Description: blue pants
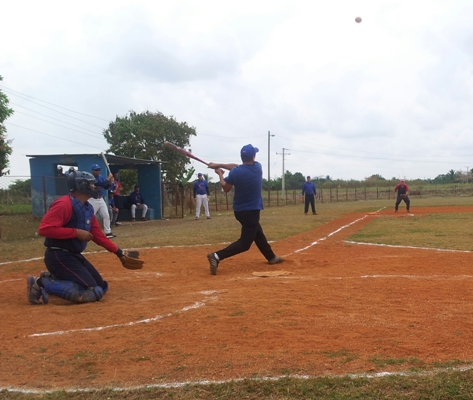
[[44, 248, 107, 290], [216, 210, 275, 262]]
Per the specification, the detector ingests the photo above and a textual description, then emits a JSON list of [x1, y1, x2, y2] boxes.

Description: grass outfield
[[2, 197, 473, 399]]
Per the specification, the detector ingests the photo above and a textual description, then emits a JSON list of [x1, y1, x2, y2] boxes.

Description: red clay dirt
[[2, 206, 473, 391]]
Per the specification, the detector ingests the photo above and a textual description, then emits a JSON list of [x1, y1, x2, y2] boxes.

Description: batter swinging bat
[[100, 152, 112, 176], [163, 141, 209, 166]]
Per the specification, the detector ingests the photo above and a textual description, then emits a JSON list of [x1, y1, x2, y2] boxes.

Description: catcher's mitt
[[120, 251, 144, 270]]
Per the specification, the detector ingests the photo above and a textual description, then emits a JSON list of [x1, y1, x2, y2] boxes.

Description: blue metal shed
[[27, 153, 163, 219]]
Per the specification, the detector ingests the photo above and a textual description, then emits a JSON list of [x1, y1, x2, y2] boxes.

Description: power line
[[0, 85, 109, 122], [6, 122, 106, 150], [9, 101, 106, 129], [13, 110, 104, 139]]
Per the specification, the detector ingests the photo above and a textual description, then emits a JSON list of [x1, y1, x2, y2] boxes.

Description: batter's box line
[[344, 240, 473, 253], [283, 215, 370, 257], [28, 292, 219, 338]]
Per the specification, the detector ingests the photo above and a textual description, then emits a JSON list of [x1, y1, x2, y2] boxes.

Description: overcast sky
[[2, 0, 473, 182]]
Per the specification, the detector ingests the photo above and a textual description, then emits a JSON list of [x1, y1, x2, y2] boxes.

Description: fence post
[[214, 185, 219, 212], [189, 184, 193, 214], [377, 187, 379, 200], [346, 187, 348, 201], [336, 187, 338, 202], [42, 176, 47, 215], [330, 187, 332, 203], [161, 181, 165, 218], [364, 187, 367, 200]]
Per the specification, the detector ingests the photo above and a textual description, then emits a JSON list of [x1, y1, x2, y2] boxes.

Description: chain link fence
[[2, 175, 473, 240]]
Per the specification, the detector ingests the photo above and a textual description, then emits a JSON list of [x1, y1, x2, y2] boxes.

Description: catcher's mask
[[66, 170, 100, 198]]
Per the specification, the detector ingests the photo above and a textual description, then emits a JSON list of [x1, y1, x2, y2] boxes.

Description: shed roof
[[26, 153, 165, 166]]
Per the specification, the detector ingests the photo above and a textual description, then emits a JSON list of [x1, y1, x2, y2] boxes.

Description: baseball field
[[2, 197, 473, 399]]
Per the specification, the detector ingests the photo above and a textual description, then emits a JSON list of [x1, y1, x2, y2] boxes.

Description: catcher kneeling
[[27, 169, 143, 305]]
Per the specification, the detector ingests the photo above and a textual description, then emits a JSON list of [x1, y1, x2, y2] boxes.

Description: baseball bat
[[163, 141, 209, 166], [100, 152, 112, 176]]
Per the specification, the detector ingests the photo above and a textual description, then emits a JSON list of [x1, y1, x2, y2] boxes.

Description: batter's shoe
[[207, 216, 212, 219], [268, 256, 283, 265], [27, 276, 49, 305], [105, 232, 116, 238], [207, 253, 219, 275]]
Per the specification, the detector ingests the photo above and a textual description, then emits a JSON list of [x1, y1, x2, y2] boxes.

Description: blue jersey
[[225, 161, 264, 212], [94, 175, 112, 197], [302, 181, 316, 195], [130, 191, 145, 205], [193, 179, 209, 196]]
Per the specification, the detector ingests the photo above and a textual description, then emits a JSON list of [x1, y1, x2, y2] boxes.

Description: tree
[[103, 111, 197, 182], [0, 76, 14, 176], [365, 174, 386, 182]]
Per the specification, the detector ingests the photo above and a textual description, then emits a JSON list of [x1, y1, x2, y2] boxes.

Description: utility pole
[[268, 131, 275, 187], [276, 148, 290, 196]]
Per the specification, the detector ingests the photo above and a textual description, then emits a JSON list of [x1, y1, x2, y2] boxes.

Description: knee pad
[[43, 279, 104, 303]]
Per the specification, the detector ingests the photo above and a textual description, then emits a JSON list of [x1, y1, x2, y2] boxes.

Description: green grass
[[3, 369, 473, 399], [2, 196, 473, 398], [349, 212, 473, 251]]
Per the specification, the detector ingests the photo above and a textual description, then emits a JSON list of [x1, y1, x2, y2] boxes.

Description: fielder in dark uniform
[[206, 144, 283, 275], [394, 178, 410, 213], [302, 175, 317, 215], [27, 170, 126, 305]]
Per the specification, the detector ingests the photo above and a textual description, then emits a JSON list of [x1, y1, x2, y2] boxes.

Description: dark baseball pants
[[395, 195, 410, 211], [304, 194, 316, 214], [43, 248, 107, 290], [216, 210, 276, 262]]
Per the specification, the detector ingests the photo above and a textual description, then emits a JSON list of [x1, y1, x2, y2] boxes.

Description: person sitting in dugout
[[27, 169, 132, 305]]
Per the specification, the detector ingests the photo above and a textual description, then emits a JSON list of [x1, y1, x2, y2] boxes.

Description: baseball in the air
[[355, 16, 362, 23]]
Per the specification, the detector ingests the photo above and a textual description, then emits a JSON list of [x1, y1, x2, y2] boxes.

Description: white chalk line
[[345, 240, 473, 253], [3, 364, 473, 394], [0, 278, 22, 284], [28, 291, 219, 338], [0, 243, 234, 267], [284, 214, 370, 257]]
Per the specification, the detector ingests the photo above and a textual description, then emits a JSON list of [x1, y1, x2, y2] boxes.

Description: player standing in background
[[27, 170, 126, 305], [193, 172, 211, 219], [206, 144, 283, 275], [89, 164, 116, 238], [302, 175, 317, 215], [394, 178, 410, 213]]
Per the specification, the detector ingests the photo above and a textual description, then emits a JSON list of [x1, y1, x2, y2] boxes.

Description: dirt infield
[[2, 206, 473, 391]]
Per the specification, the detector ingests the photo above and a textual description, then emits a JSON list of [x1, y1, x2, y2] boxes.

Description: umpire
[[302, 176, 317, 215], [394, 178, 410, 213]]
